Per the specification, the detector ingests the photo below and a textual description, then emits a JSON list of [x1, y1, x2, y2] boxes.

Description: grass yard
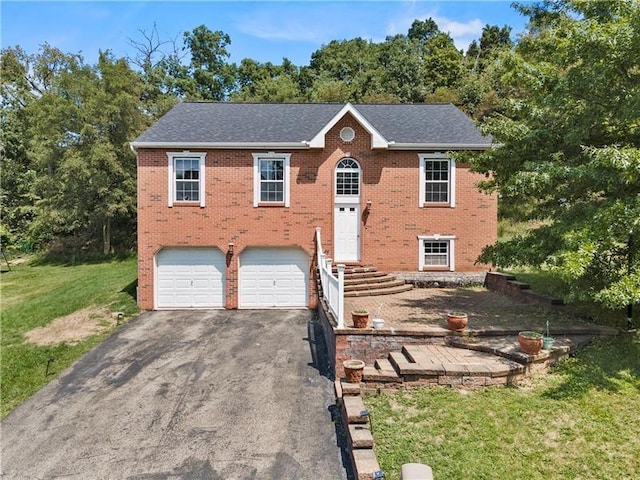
[[1, 256, 139, 417], [365, 334, 640, 480]]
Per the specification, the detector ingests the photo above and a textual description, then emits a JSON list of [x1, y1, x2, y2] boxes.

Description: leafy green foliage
[[1, 46, 148, 254], [472, 1, 640, 309]]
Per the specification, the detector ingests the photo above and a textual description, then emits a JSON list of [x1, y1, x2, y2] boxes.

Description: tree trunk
[[102, 217, 111, 255]]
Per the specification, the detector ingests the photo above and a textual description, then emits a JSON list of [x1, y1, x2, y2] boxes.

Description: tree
[[182, 25, 235, 100], [470, 0, 640, 313], [231, 58, 303, 102], [458, 25, 514, 119], [306, 38, 383, 102], [129, 24, 235, 102], [380, 19, 463, 102], [1, 45, 147, 254]]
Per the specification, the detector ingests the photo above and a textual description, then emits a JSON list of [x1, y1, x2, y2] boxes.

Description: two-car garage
[[154, 247, 308, 309]]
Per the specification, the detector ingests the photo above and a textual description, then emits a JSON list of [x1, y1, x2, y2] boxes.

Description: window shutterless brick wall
[[137, 115, 497, 310]]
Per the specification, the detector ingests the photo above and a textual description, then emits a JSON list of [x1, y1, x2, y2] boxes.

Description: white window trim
[[167, 151, 206, 208], [418, 153, 456, 208], [334, 157, 361, 204], [252, 152, 291, 207], [418, 235, 456, 271]]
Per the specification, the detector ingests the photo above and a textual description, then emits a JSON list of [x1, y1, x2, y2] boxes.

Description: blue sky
[[2, 1, 531, 66]]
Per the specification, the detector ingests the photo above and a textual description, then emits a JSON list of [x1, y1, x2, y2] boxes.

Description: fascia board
[[388, 143, 493, 151], [130, 141, 311, 151], [307, 103, 389, 149]]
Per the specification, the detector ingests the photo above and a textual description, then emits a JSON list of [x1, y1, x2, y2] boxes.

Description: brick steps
[[346, 278, 407, 292], [345, 283, 413, 297], [344, 273, 396, 285], [363, 343, 527, 388], [329, 263, 414, 298], [332, 265, 378, 275]]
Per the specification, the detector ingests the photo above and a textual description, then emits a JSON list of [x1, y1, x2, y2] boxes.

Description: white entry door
[[334, 204, 360, 262]]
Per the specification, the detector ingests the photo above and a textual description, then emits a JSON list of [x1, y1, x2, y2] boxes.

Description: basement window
[[418, 235, 455, 271]]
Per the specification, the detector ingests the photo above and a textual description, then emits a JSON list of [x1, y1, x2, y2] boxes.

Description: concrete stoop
[[336, 381, 383, 480]]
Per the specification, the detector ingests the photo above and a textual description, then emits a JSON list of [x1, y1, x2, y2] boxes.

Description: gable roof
[[131, 102, 491, 151]]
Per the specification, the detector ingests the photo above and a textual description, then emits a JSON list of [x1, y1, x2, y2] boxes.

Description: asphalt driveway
[[1, 310, 348, 479]]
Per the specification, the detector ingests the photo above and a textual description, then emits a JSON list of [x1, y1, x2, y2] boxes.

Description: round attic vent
[[340, 127, 355, 142]]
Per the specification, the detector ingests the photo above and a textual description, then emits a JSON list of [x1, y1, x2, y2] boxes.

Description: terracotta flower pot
[[447, 312, 468, 331], [343, 359, 365, 383], [518, 331, 543, 355], [351, 311, 369, 328]]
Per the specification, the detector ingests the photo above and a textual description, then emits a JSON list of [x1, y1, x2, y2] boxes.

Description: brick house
[[131, 102, 496, 310]]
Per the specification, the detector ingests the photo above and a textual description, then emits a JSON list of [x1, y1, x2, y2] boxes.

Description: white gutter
[[388, 143, 493, 151], [129, 141, 311, 151], [130, 140, 495, 152]]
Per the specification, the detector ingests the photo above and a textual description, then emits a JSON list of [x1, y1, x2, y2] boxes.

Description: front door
[[334, 157, 361, 262], [334, 204, 360, 262]]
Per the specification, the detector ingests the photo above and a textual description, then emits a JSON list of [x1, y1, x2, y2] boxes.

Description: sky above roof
[[2, 1, 532, 67]]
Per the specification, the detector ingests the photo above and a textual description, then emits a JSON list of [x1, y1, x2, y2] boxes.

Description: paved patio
[[344, 287, 582, 331], [337, 287, 619, 387]]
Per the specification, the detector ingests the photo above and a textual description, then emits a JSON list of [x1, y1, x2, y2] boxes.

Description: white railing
[[315, 227, 345, 328]]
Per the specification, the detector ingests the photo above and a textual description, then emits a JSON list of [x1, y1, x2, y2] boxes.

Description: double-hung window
[[167, 152, 206, 207], [419, 153, 455, 207], [253, 153, 291, 207], [418, 235, 455, 271]]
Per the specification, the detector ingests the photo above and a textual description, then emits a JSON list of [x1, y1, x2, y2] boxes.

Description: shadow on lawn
[[32, 252, 134, 267], [542, 334, 640, 400]]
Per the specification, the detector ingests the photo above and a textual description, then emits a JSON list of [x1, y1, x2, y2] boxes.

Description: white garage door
[[155, 248, 225, 309], [239, 248, 308, 308]]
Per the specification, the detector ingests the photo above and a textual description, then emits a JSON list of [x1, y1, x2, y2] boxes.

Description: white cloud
[[385, 6, 484, 51], [434, 16, 483, 50], [233, 3, 484, 52]]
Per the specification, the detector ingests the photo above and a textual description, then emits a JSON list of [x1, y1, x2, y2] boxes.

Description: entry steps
[[332, 264, 413, 297], [361, 344, 527, 388]]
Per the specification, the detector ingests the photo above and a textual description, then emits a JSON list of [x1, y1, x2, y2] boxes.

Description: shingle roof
[[132, 102, 491, 148]]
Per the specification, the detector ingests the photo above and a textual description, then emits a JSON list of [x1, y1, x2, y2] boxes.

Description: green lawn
[[0, 257, 139, 417], [365, 334, 640, 480]]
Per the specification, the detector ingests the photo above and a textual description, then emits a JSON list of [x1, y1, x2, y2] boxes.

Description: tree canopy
[[470, 0, 640, 309]]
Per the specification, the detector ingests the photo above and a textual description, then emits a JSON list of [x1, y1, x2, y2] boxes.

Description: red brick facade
[[137, 114, 497, 310]]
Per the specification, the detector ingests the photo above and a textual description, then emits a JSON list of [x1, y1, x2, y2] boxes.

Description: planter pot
[[351, 311, 369, 329], [447, 313, 468, 332], [518, 331, 543, 355], [372, 318, 385, 330], [343, 359, 365, 383], [542, 336, 555, 350]]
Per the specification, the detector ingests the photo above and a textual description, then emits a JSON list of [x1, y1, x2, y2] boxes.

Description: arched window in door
[[335, 158, 360, 196]]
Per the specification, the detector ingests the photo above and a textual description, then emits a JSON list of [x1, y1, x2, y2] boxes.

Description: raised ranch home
[[131, 102, 496, 310]]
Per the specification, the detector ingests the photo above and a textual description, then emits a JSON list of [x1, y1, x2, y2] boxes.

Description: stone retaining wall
[[318, 300, 447, 378], [334, 332, 442, 378], [485, 272, 565, 308], [395, 271, 486, 288]]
